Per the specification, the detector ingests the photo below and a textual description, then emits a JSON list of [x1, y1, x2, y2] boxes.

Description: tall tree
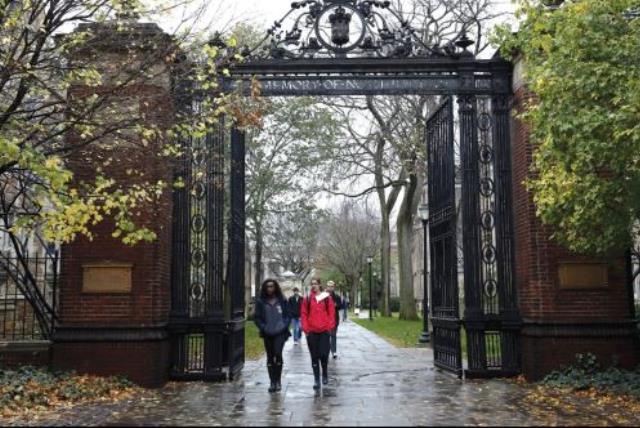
[[316, 96, 404, 317], [494, 0, 640, 255], [263, 208, 325, 277], [245, 96, 342, 291], [0, 0, 252, 333], [319, 0, 507, 320], [315, 199, 380, 305]]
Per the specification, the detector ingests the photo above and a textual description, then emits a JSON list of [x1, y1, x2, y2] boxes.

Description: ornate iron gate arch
[[170, 0, 521, 380]]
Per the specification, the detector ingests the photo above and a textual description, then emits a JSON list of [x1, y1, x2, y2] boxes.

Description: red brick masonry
[[511, 86, 639, 380], [49, 21, 175, 388]]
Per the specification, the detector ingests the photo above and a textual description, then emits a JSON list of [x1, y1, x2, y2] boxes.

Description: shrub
[[0, 366, 136, 418], [541, 353, 640, 398]]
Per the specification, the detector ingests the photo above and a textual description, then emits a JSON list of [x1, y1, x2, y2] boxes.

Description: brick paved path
[[12, 320, 640, 426]]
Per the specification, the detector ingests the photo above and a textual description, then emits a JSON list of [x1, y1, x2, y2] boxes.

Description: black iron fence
[[0, 250, 59, 341]]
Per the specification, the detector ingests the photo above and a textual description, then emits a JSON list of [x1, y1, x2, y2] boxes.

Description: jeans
[[291, 317, 302, 342], [329, 327, 338, 354]]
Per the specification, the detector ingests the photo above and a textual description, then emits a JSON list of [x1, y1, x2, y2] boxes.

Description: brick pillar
[[51, 19, 176, 388], [511, 58, 639, 380]]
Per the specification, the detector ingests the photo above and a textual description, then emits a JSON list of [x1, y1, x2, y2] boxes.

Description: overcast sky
[[221, 0, 516, 27], [157, 0, 517, 40]]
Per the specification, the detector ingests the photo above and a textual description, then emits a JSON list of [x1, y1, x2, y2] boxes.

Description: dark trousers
[[263, 332, 287, 382], [306, 332, 330, 379], [329, 326, 338, 354]]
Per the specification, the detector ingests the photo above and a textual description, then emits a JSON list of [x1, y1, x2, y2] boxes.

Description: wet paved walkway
[[14, 320, 640, 426]]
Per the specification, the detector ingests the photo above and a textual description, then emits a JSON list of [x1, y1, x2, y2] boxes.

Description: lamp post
[[418, 204, 430, 343], [367, 255, 373, 321], [372, 271, 378, 317]]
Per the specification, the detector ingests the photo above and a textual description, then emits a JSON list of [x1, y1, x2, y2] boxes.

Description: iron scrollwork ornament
[[244, 0, 474, 60]]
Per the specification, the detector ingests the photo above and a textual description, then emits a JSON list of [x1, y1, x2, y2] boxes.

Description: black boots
[[267, 363, 277, 393], [321, 358, 329, 385], [274, 363, 283, 391], [268, 363, 283, 392], [312, 363, 321, 390], [312, 360, 329, 389]]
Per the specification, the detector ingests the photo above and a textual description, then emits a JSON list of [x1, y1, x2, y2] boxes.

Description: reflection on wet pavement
[[14, 320, 640, 426]]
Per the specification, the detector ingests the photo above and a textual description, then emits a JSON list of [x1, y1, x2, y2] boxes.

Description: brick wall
[[511, 66, 639, 380], [51, 21, 175, 388], [52, 341, 169, 387]]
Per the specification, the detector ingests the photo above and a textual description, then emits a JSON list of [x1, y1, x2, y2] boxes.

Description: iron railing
[[0, 250, 59, 341]]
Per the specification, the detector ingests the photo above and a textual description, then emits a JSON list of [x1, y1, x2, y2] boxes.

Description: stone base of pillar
[[52, 327, 170, 388], [521, 320, 639, 381], [0, 341, 52, 369]]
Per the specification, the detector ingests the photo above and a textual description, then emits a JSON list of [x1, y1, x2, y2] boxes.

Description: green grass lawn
[[351, 312, 424, 348], [351, 311, 468, 357], [245, 321, 265, 360]]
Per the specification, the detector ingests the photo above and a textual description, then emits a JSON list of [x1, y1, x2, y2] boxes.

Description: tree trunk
[[348, 274, 358, 309], [397, 172, 421, 321], [254, 223, 263, 294], [380, 210, 392, 317], [374, 134, 401, 318]]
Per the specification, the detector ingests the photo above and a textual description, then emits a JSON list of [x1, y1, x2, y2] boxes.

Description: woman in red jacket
[[301, 277, 336, 390]]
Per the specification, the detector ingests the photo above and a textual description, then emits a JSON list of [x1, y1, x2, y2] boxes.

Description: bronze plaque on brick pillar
[[558, 262, 608, 289], [82, 263, 133, 293]]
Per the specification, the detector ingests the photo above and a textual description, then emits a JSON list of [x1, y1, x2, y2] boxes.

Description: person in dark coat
[[326, 280, 343, 359], [254, 278, 291, 393], [287, 287, 303, 344]]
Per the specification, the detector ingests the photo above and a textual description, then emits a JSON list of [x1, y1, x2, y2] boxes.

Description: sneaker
[[322, 376, 329, 385], [332, 353, 337, 359]]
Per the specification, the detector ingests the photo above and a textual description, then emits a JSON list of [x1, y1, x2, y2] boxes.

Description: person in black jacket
[[287, 287, 303, 345], [326, 281, 343, 359], [254, 279, 291, 393]]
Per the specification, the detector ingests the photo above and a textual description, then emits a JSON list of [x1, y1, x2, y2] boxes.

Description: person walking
[[288, 287, 303, 345], [342, 296, 349, 321], [301, 278, 336, 390], [326, 280, 343, 359], [254, 279, 291, 393]]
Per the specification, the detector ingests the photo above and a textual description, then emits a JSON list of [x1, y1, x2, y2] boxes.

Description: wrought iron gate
[[168, 0, 522, 381], [428, 95, 520, 378], [459, 95, 521, 377], [169, 78, 245, 381], [427, 97, 462, 377]]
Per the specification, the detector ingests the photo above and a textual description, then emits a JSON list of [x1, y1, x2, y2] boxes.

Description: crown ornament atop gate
[[240, 0, 475, 60]]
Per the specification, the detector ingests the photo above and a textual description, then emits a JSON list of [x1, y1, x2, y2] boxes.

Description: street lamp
[[367, 255, 373, 321], [418, 204, 430, 343]]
